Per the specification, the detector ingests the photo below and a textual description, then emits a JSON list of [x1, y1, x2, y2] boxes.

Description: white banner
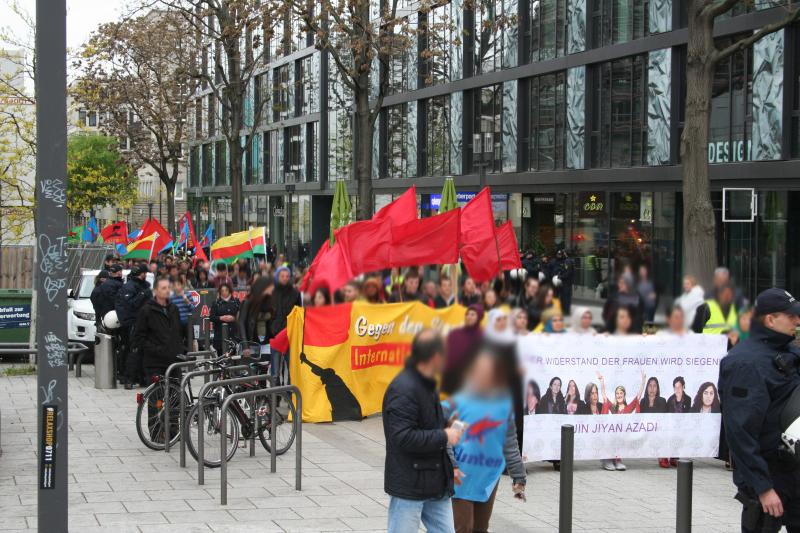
[[519, 333, 728, 461]]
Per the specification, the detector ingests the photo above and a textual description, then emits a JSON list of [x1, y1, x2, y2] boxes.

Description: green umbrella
[[438, 178, 461, 302], [329, 179, 352, 245], [438, 177, 459, 214]]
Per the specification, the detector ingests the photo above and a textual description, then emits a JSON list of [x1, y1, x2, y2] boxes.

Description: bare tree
[[156, 0, 279, 232], [682, 1, 799, 287], [290, 0, 415, 220], [73, 10, 196, 235]]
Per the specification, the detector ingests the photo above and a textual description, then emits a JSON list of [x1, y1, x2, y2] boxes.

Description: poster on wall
[[519, 333, 727, 461]]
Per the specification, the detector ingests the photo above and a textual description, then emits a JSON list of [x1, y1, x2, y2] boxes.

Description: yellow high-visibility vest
[[703, 299, 737, 334]]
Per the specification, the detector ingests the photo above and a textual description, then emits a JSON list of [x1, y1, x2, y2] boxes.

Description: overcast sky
[[0, 0, 127, 54]]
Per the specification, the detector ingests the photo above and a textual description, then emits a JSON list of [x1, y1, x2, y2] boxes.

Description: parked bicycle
[[134, 340, 296, 464]]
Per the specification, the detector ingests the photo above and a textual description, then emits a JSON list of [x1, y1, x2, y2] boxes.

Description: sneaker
[[614, 460, 627, 471], [602, 460, 616, 471], [658, 458, 670, 468]]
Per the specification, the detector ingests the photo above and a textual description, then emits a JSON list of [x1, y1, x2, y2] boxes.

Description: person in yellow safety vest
[[703, 284, 738, 335]]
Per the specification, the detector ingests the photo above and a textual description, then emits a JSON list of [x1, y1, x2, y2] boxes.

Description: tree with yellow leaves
[[67, 134, 137, 216]]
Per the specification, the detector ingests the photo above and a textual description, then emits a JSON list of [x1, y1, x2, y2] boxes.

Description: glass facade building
[[188, 0, 800, 302]]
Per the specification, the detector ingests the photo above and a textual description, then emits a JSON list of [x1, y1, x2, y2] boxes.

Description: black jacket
[[666, 393, 692, 413], [271, 283, 301, 337], [133, 298, 183, 370], [93, 276, 124, 321], [210, 297, 240, 349], [238, 297, 274, 345], [640, 396, 667, 413], [115, 277, 152, 328], [719, 321, 800, 496], [383, 365, 453, 501]]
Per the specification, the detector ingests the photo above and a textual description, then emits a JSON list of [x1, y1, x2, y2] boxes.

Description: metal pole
[[249, 397, 256, 457], [163, 359, 201, 453], [270, 388, 277, 474], [677, 459, 693, 533], [295, 391, 302, 491], [559, 424, 574, 533], [35, 0, 69, 530], [220, 403, 228, 505]]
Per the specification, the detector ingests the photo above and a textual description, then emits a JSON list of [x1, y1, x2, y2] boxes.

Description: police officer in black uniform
[[115, 263, 152, 389], [719, 288, 800, 533], [93, 264, 125, 326]]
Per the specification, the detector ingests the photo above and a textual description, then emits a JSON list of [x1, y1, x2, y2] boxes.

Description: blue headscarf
[[274, 265, 291, 284]]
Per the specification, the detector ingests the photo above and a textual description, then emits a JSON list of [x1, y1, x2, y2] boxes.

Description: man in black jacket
[[719, 288, 800, 533], [133, 277, 184, 383], [93, 264, 124, 326], [115, 263, 152, 388], [383, 329, 464, 533], [271, 266, 301, 384]]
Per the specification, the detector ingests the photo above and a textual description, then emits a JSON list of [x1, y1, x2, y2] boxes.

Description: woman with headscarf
[[541, 310, 566, 334], [484, 308, 516, 345], [441, 304, 485, 396], [362, 277, 384, 304], [569, 306, 597, 334]]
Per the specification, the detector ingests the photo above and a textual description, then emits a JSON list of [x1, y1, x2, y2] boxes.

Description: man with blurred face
[[434, 278, 455, 309], [133, 277, 183, 384], [342, 282, 361, 303]]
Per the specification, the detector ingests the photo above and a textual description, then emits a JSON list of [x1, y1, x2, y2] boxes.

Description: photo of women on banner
[[518, 333, 728, 461]]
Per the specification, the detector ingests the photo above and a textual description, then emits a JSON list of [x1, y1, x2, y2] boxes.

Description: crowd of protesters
[[87, 243, 770, 533]]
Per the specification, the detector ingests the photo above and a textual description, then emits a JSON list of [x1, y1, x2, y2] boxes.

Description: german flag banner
[[287, 302, 467, 423]]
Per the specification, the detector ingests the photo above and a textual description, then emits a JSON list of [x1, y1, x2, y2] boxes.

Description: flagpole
[[149, 232, 158, 261]]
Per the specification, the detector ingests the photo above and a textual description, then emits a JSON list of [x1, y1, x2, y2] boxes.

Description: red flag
[[496, 221, 522, 271], [459, 188, 497, 281], [300, 240, 330, 292], [100, 221, 129, 245], [373, 185, 417, 225], [140, 218, 173, 253], [307, 240, 354, 295], [389, 209, 460, 267], [336, 218, 392, 274]]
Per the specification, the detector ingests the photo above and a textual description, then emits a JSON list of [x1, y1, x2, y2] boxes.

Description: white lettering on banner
[[519, 333, 728, 461], [354, 315, 395, 341]]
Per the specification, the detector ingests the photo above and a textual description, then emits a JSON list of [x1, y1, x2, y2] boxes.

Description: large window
[[273, 65, 292, 121], [202, 143, 212, 186], [709, 36, 752, 163], [285, 125, 303, 182], [591, 0, 649, 48], [424, 1, 461, 85], [529, 0, 566, 61], [591, 54, 648, 168], [386, 104, 414, 179], [389, 19, 417, 95], [474, 0, 518, 74], [298, 55, 319, 116], [213, 141, 225, 185], [473, 85, 503, 171], [328, 66, 353, 181], [189, 145, 200, 187], [529, 72, 567, 170], [426, 95, 454, 176]]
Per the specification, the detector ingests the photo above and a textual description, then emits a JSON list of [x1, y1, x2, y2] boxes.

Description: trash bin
[[0, 289, 32, 344], [94, 333, 116, 389]]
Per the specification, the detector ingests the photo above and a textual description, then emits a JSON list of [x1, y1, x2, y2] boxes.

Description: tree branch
[[713, 5, 800, 65]]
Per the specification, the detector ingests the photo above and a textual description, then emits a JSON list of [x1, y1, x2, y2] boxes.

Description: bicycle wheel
[[184, 399, 240, 468], [257, 393, 297, 455], [136, 380, 185, 451]]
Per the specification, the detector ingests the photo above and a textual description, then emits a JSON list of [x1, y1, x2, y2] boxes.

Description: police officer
[[719, 288, 800, 533], [89, 270, 109, 321], [550, 249, 575, 314], [93, 264, 125, 327], [115, 263, 152, 389]]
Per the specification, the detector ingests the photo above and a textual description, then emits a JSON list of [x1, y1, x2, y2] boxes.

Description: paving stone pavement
[[0, 367, 745, 532]]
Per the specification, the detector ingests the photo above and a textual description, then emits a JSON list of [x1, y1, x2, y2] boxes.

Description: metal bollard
[[559, 424, 574, 533], [186, 321, 194, 353], [203, 317, 211, 352], [677, 459, 693, 533]]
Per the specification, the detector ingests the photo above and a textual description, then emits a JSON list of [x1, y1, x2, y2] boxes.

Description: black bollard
[[677, 459, 693, 533], [559, 424, 574, 533]]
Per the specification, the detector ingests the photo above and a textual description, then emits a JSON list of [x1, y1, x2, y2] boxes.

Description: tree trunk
[[353, 87, 374, 221], [226, 42, 244, 233], [229, 137, 243, 232], [164, 179, 176, 237], [681, 7, 717, 290]]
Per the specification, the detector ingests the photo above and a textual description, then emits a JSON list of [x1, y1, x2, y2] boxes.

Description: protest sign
[[287, 301, 467, 423], [519, 333, 727, 461]]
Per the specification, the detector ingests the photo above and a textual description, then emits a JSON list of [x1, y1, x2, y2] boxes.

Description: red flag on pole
[[335, 218, 392, 274], [496, 221, 522, 271], [389, 209, 460, 267], [100, 221, 129, 245], [140, 218, 172, 253], [373, 185, 417, 225], [459, 188, 498, 282]]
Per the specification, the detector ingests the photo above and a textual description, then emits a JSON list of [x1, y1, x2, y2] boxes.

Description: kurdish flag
[[249, 226, 267, 255], [211, 230, 255, 263], [124, 233, 158, 260]]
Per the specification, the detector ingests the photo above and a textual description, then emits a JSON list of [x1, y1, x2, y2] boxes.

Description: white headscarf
[[484, 308, 515, 345], [569, 306, 597, 334]]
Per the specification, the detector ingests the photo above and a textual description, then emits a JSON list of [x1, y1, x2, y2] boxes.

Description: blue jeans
[[388, 495, 455, 533]]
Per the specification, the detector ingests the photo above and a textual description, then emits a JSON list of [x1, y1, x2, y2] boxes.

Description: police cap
[[755, 288, 800, 316]]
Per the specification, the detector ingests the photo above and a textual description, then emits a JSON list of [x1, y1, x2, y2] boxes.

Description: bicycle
[[135, 340, 247, 451], [183, 342, 297, 468]]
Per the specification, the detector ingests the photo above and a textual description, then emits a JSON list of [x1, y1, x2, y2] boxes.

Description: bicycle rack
[[177, 364, 251, 467], [219, 385, 302, 504], [162, 350, 216, 451], [195, 373, 274, 485]]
